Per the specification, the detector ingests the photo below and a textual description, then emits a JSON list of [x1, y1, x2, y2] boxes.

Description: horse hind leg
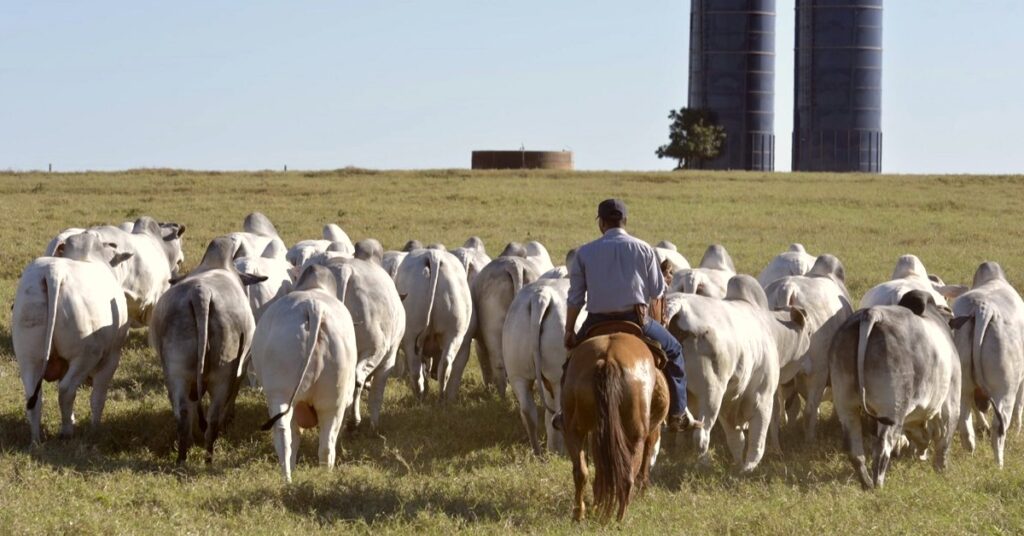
[[564, 426, 588, 522]]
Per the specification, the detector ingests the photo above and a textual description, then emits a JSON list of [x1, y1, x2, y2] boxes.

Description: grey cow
[[950, 261, 1024, 467], [149, 237, 264, 465], [830, 291, 961, 489]]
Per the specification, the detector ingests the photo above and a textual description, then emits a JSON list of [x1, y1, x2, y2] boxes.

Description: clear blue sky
[[2, 1, 1021, 173]]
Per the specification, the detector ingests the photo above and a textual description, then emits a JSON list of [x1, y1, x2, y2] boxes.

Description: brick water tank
[[471, 151, 574, 170]]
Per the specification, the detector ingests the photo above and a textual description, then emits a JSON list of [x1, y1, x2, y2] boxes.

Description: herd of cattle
[[9, 213, 1024, 489]]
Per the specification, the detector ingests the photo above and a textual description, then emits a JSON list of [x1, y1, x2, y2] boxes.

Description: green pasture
[[1, 169, 1023, 534]]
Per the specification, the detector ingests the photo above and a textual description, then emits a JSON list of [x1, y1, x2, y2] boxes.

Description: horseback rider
[[552, 198, 697, 432]]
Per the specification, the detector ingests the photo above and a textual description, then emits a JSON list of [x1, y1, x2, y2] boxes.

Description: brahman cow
[[830, 290, 960, 489], [323, 256, 405, 429], [667, 275, 809, 471], [13, 231, 132, 443], [503, 276, 586, 455], [670, 244, 736, 298], [757, 243, 816, 288], [860, 254, 964, 309], [470, 249, 545, 396], [950, 261, 1024, 467], [450, 236, 491, 284], [764, 254, 853, 440], [150, 237, 263, 465], [253, 265, 358, 483], [395, 248, 473, 400]]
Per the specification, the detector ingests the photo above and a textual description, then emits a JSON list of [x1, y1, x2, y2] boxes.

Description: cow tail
[[857, 310, 891, 424], [506, 262, 525, 295], [530, 289, 556, 413], [190, 286, 213, 403], [336, 264, 353, 305], [973, 306, 1003, 435], [27, 271, 63, 410], [414, 254, 441, 355], [591, 357, 632, 520], [261, 306, 323, 431]]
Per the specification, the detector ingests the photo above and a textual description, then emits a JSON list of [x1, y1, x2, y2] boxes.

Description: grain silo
[[687, 0, 776, 171], [792, 0, 882, 172]]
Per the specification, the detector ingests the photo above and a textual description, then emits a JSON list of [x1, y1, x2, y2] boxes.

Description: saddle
[[581, 320, 668, 369]]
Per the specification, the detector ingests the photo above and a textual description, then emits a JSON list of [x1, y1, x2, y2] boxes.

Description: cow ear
[[239, 273, 269, 286], [54, 243, 66, 257], [950, 316, 971, 330], [898, 291, 928, 316], [163, 225, 185, 241], [399, 293, 408, 302], [109, 252, 134, 267], [790, 306, 807, 329]]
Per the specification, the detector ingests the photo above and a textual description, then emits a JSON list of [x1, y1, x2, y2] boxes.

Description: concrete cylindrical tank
[[792, 0, 882, 172], [471, 151, 574, 170], [688, 0, 776, 171]]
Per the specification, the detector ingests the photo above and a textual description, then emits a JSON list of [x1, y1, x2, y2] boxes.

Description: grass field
[[2, 169, 1024, 534]]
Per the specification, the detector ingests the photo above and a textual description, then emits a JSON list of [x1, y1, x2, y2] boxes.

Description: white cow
[[395, 248, 473, 400], [450, 236, 492, 284], [764, 254, 853, 440], [224, 212, 288, 261], [667, 275, 809, 472], [323, 256, 405, 429], [950, 261, 1024, 467], [860, 254, 960, 309], [758, 244, 816, 288], [655, 240, 691, 272], [670, 244, 736, 298], [13, 231, 132, 443], [253, 265, 358, 483], [381, 241, 423, 281], [234, 244, 295, 324], [45, 217, 184, 327], [150, 237, 261, 466], [503, 277, 585, 455], [470, 253, 544, 396]]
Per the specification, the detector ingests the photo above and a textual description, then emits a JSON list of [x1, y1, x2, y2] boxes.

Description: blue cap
[[597, 198, 627, 220]]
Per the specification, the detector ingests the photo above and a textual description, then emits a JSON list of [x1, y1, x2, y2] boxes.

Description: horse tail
[[591, 356, 632, 520]]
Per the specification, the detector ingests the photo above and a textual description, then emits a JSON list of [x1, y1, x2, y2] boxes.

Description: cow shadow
[[653, 413, 854, 492], [208, 477, 520, 526]]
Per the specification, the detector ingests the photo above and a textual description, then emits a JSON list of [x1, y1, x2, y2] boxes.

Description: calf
[[13, 232, 132, 443], [830, 291, 961, 489], [254, 265, 359, 482]]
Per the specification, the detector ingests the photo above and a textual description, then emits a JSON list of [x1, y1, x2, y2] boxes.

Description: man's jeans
[[574, 311, 687, 417]]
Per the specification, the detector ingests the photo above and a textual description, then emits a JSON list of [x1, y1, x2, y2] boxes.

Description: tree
[[655, 107, 727, 170]]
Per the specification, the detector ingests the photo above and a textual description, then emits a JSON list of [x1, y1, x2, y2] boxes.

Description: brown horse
[[562, 327, 670, 522]]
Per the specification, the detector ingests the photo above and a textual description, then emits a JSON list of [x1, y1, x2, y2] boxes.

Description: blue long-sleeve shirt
[[567, 228, 665, 313]]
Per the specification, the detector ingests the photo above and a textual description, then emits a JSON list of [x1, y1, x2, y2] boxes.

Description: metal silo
[[688, 0, 776, 171], [793, 0, 882, 172]]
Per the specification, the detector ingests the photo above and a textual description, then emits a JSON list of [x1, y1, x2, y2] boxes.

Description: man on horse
[[553, 198, 696, 433]]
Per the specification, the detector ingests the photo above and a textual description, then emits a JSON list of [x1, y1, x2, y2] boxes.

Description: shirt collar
[[603, 228, 629, 238]]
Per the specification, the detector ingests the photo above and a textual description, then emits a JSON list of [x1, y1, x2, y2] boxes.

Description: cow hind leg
[[511, 378, 542, 456], [367, 351, 397, 430], [89, 351, 121, 428], [436, 334, 463, 402], [873, 424, 902, 489], [318, 407, 345, 470], [270, 411, 294, 482], [992, 399, 1013, 468]]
